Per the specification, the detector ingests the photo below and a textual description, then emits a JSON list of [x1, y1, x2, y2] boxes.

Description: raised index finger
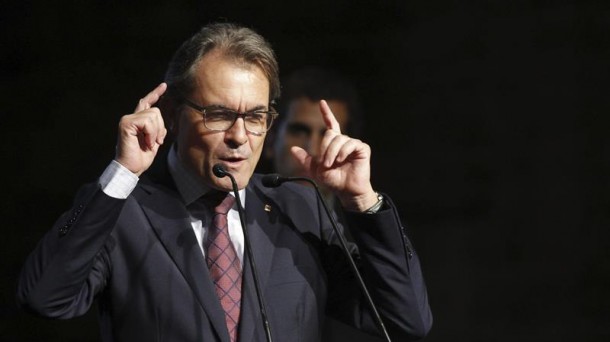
[[134, 82, 168, 113], [319, 99, 342, 134]]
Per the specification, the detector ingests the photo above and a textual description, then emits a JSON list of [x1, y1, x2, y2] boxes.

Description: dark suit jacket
[[17, 170, 432, 341]]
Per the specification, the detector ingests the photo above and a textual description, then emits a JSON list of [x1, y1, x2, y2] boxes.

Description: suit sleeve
[[324, 193, 433, 341], [16, 183, 125, 319]]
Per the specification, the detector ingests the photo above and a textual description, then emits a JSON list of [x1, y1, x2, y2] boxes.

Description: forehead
[[286, 97, 349, 130], [190, 49, 270, 108]]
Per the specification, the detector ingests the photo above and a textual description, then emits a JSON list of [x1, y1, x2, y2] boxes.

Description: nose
[[305, 129, 326, 156], [303, 139, 315, 156], [224, 117, 248, 146]]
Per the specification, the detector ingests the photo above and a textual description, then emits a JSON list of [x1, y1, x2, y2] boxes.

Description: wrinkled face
[[273, 97, 349, 177], [175, 49, 270, 191]]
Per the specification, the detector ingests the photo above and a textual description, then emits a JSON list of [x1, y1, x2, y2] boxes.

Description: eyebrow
[[205, 104, 269, 112], [287, 122, 326, 134]]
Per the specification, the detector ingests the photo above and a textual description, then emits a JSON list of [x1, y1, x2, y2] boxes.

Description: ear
[[263, 129, 276, 159]]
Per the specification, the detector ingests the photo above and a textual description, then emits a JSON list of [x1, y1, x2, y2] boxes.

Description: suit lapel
[[237, 185, 283, 341], [136, 184, 230, 342]]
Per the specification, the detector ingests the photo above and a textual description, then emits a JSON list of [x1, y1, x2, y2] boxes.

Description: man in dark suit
[[17, 22, 432, 341]]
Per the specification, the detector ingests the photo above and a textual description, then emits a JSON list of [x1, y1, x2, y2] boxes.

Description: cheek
[[176, 114, 204, 147], [250, 136, 265, 161], [177, 126, 220, 173]]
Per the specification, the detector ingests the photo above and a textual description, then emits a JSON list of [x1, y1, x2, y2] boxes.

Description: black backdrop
[[2, 1, 609, 341]]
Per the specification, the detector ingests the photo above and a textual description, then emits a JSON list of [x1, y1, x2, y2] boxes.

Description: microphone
[[260, 174, 299, 188], [212, 163, 230, 178], [261, 173, 392, 342], [213, 164, 273, 342]]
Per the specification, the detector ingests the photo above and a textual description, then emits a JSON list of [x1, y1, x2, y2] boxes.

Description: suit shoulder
[[250, 173, 317, 203]]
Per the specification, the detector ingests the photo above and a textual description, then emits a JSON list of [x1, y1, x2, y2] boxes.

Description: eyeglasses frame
[[182, 98, 279, 135]]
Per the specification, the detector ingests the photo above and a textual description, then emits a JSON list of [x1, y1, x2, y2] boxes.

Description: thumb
[[290, 146, 312, 170]]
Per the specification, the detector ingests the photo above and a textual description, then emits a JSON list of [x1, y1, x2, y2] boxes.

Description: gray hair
[[164, 22, 280, 110]]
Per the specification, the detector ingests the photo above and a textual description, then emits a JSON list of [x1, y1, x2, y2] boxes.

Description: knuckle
[[118, 114, 132, 126]]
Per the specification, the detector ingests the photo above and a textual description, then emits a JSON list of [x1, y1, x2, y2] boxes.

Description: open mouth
[[217, 157, 246, 170]]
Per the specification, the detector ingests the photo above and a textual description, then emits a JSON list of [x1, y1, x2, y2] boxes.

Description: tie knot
[[213, 193, 235, 215]]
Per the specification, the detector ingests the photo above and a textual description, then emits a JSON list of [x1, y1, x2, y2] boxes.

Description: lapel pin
[[264, 204, 272, 212]]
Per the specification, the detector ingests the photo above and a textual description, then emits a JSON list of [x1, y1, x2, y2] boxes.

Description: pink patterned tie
[[205, 193, 241, 342]]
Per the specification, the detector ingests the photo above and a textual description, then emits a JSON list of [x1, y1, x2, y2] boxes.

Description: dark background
[[2, 1, 609, 341]]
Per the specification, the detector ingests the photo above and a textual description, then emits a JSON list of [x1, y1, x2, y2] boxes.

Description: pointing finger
[[154, 108, 166, 145], [320, 100, 341, 134], [134, 82, 168, 113]]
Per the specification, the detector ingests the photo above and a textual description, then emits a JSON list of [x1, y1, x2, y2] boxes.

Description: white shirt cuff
[[99, 160, 139, 199]]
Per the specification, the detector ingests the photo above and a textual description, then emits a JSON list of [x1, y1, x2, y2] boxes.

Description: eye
[[246, 112, 266, 124], [206, 109, 234, 122], [286, 122, 313, 137]]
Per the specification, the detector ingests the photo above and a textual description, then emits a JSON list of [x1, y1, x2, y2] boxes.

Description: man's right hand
[[115, 83, 168, 176]]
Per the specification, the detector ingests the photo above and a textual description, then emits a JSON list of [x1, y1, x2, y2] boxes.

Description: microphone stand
[[262, 175, 392, 342], [214, 165, 273, 342]]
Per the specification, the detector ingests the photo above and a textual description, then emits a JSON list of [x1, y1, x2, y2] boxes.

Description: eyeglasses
[[183, 99, 278, 135]]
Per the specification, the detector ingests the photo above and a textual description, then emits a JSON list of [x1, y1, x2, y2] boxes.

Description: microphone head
[[261, 174, 284, 188], [212, 163, 228, 178]]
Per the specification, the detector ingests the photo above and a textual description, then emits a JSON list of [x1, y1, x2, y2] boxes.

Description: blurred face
[[175, 49, 270, 191], [273, 97, 349, 177]]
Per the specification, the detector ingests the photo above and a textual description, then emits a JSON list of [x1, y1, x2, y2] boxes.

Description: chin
[[234, 174, 251, 190], [212, 170, 251, 191], [213, 177, 235, 192]]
